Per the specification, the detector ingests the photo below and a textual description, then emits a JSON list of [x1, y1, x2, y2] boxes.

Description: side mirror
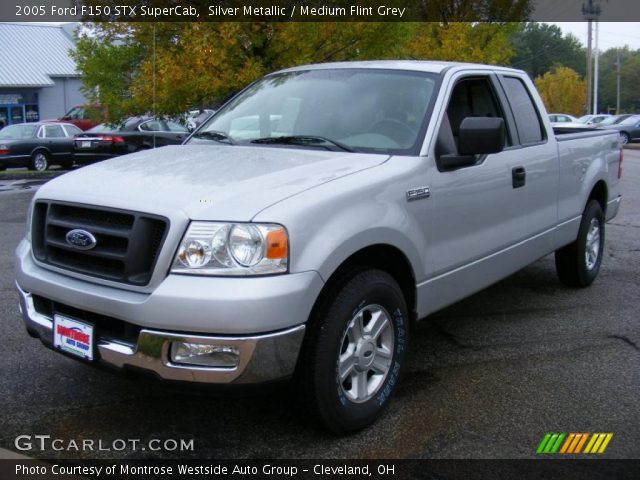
[[439, 117, 505, 171], [458, 117, 505, 155]]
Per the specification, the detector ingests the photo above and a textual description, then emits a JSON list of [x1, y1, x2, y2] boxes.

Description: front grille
[[32, 201, 168, 286]]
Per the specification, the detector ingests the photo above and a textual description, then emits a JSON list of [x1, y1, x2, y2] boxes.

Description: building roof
[[0, 23, 79, 88]]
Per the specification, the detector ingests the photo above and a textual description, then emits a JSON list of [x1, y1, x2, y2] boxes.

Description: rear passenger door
[[43, 124, 73, 158], [496, 74, 559, 243]]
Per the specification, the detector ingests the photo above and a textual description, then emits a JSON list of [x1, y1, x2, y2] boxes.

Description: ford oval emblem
[[65, 229, 97, 250]]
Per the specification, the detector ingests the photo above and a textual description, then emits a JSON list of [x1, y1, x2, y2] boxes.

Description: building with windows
[[0, 23, 87, 128]]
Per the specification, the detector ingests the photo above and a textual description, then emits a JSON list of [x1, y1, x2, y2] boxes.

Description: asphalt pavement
[[0, 152, 638, 460]]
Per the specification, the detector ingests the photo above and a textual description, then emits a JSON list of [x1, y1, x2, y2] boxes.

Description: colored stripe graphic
[[537, 433, 613, 454], [574, 433, 589, 453]]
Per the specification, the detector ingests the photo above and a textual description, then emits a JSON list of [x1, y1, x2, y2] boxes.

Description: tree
[[73, 2, 531, 122], [74, 22, 414, 121], [510, 23, 585, 79], [403, 22, 517, 65], [534, 67, 586, 115], [597, 47, 640, 113]]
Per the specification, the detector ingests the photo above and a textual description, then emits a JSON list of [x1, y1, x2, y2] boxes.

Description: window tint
[[165, 120, 188, 132], [0, 124, 37, 139], [139, 120, 164, 131], [65, 107, 84, 119], [63, 124, 82, 136], [44, 125, 65, 138], [439, 76, 510, 156], [619, 116, 640, 126], [502, 77, 544, 145]]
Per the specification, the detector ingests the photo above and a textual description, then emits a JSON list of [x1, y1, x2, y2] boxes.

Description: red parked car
[[57, 105, 104, 131]]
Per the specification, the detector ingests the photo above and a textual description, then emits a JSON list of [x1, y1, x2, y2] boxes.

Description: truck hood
[[36, 145, 389, 220]]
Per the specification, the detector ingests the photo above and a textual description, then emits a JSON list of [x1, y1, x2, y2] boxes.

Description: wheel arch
[[310, 243, 418, 325], [587, 179, 608, 214], [29, 146, 51, 157]]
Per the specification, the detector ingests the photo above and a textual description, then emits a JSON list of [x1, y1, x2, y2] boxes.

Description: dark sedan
[[599, 115, 640, 144], [0, 122, 82, 171], [73, 116, 189, 165]]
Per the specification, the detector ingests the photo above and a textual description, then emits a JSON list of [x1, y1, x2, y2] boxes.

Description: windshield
[[0, 124, 37, 139], [619, 116, 640, 126], [188, 69, 439, 154], [598, 115, 626, 125]]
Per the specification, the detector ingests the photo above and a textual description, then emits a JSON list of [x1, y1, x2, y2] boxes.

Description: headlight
[[171, 222, 288, 276]]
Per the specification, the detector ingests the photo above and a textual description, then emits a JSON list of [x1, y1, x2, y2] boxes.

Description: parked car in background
[[577, 114, 611, 125], [56, 105, 104, 131], [0, 122, 81, 171], [73, 116, 189, 165], [548, 113, 578, 124], [598, 114, 640, 144], [596, 114, 634, 126]]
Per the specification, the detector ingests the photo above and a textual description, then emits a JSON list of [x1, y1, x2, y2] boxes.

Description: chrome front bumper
[[16, 283, 305, 384]]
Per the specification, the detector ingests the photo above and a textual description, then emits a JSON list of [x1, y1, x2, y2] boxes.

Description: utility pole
[[593, 20, 599, 114], [615, 49, 621, 113], [582, 0, 601, 114]]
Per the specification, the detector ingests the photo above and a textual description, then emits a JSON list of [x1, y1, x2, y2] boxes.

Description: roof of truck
[[277, 60, 525, 76]]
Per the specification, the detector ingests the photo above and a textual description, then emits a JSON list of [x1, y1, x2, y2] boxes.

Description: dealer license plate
[[53, 314, 94, 361], [80, 141, 92, 148]]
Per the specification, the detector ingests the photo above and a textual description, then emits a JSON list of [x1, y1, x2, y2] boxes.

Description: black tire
[[555, 200, 605, 287], [297, 269, 409, 433], [29, 151, 49, 171], [0, 164, 6, 171], [620, 132, 630, 145]]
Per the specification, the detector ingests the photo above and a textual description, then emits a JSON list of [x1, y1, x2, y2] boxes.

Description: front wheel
[[29, 151, 49, 171], [555, 200, 605, 287], [298, 269, 409, 433], [620, 132, 630, 145]]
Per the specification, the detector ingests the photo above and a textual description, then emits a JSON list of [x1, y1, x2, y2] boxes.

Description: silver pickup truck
[[15, 61, 623, 433]]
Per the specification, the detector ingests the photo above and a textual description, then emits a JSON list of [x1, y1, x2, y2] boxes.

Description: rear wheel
[[29, 151, 49, 171], [555, 200, 605, 287], [298, 269, 409, 433]]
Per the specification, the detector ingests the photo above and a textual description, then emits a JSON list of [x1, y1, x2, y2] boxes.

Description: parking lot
[[0, 151, 638, 460]]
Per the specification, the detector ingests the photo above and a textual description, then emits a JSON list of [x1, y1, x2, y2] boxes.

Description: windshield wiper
[[250, 135, 354, 152], [192, 130, 235, 145]]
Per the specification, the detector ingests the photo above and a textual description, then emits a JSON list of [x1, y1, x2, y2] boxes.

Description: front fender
[[253, 156, 429, 284]]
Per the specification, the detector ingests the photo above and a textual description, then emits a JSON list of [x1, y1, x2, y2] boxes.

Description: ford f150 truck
[[15, 61, 623, 433]]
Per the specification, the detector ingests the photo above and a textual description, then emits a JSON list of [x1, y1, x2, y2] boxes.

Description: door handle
[[512, 166, 526, 188]]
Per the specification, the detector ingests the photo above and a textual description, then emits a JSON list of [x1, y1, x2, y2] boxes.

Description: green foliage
[[510, 23, 585, 79], [73, 2, 535, 122], [597, 47, 640, 113]]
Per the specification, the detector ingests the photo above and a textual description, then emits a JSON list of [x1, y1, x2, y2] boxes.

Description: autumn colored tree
[[534, 66, 587, 116], [403, 22, 517, 65], [73, 2, 531, 122], [74, 22, 414, 121]]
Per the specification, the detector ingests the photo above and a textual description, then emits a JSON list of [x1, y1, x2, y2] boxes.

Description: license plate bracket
[[53, 314, 94, 361]]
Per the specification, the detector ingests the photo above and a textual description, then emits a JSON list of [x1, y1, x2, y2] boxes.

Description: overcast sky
[[552, 22, 640, 51]]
